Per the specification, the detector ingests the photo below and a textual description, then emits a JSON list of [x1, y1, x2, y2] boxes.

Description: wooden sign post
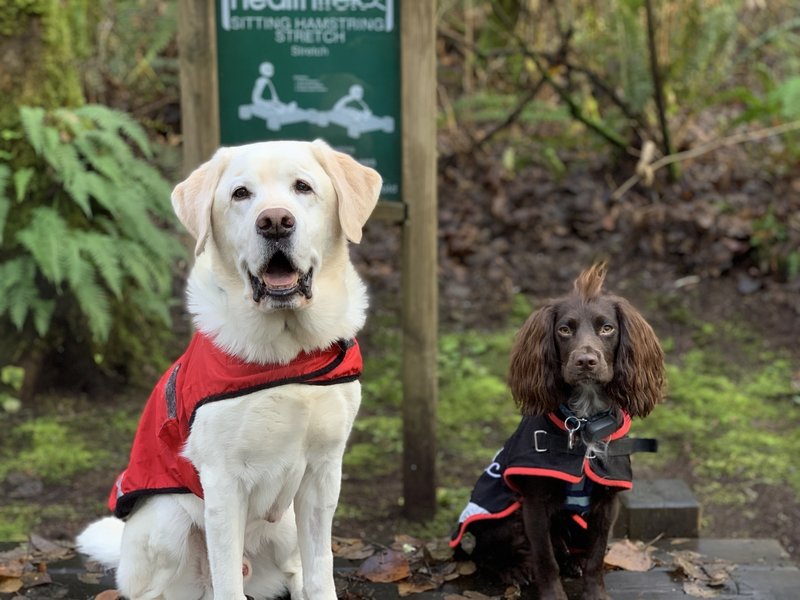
[[400, 1, 438, 520], [177, 0, 438, 519]]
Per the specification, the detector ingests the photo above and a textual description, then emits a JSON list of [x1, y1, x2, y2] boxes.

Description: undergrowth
[[635, 349, 799, 505], [0, 394, 142, 539]]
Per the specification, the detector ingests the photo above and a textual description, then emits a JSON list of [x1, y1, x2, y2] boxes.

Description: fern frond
[[0, 258, 37, 315], [117, 239, 162, 292], [0, 258, 39, 331], [84, 173, 119, 217], [77, 104, 154, 159], [70, 263, 111, 343], [13, 167, 34, 202], [16, 207, 70, 286], [19, 107, 47, 155], [128, 162, 174, 218], [72, 231, 124, 298], [37, 123, 93, 217], [31, 299, 55, 337], [85, 126, 136, 162], [72, 136, 123, 185], [126, 286, 173, 327], [8, 279, 38, 331]]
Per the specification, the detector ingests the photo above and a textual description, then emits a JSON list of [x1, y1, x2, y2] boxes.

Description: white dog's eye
[[293, 179, 313, 194], [232, 186, 252, 201]]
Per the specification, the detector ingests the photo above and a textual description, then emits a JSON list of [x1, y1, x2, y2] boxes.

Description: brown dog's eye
[[232, 186, 251, 201], [294, 179, 313, 194], [600, 323, 615, 335], [557, 325, 572, 336]]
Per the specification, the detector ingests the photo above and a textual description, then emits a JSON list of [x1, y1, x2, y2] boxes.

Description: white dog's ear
[[171, 148, 231, 256], [311, 139, 382, 244]]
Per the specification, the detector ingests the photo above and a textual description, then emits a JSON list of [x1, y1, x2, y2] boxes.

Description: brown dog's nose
[[574, 352, 598, 370], [256, 208, 295, 239]]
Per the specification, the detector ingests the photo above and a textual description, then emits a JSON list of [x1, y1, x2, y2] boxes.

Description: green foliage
[[0, 104, 183, 380], [350, 325, 518, 486], [0, 418, 101, 482], [443, 1, 799, 167], [0, 502, 90, 541], [750, 209, 800, 281], [81, 1, 178, 112], [0, 365, 24, 413], [636, 351, 800, 502], [0, 504, 37, 542]]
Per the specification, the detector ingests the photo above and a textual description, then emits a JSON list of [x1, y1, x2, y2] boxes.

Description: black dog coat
[[450, 408, 656, 550]]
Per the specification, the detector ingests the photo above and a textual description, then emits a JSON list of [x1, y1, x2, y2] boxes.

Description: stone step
[[614, 478, 701, 539]]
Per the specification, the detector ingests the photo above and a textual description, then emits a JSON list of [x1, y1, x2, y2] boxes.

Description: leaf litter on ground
[[352, 534, 477, 595], [670, 550, 735, 598], [0, 534, 74, 595], [603, 539, 654, 572]]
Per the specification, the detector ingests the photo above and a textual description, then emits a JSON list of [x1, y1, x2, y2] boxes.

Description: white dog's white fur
[[77, 140, 381, 600]]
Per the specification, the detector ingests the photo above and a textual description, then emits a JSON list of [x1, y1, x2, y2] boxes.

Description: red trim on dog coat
[[108, 333, 362, 518]]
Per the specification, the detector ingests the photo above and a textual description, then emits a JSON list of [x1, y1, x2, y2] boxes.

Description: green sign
[[215, 0, 401, 201]]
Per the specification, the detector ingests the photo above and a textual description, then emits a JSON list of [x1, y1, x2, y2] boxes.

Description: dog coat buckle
[[533, 429, 548, 452]]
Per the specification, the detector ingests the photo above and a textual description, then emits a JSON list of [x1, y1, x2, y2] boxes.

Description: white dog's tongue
[[262, 271, 299, 290]]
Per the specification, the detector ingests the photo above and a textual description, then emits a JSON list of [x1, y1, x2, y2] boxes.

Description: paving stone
[[2, 538, 798, 599], [615, 478, 701, 539]]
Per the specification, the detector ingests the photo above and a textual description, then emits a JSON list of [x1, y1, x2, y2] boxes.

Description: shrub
[[0, 104, 184, 393]]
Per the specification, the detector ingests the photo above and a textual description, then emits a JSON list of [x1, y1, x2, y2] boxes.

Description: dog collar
[[556, 405, 622, 447]]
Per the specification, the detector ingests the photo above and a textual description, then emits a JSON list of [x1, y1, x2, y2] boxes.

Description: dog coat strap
[[606, 437, 658, 455]]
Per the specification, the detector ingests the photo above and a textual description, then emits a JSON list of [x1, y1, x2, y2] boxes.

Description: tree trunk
[[0, 1, 85, 128]]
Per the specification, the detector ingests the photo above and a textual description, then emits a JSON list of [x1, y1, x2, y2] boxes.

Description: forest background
[[1, 0, 799, 568]]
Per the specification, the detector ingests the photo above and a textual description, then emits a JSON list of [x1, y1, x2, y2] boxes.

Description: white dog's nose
[[256, 208, 295, 239]]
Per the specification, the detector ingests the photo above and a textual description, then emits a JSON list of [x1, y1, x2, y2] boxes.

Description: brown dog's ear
[[508, 304, 563, 415], [171, 148, 232, 256], [311, 139, 382, 244], [608, 297, 666, 417]]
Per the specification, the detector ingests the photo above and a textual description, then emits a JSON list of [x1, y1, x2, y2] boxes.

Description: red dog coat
[[108, 333, 362, 518]]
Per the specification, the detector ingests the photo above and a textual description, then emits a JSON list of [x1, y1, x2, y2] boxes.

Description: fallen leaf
[[457, 561, 477, 575], [0, 560, 25, 578], [355, 549, 410, 583], [423, 538, 454, 563], [503, 585, 522, 599], [21, 569, 52, 588], [29, 534, 71, 561], [94, 589, 122, 600], [0, 577, 23, 594], [443, 593, 497, 600], [604, 539, 653, 572], [79, 571, 106, 584], [683, 581, 720, 598], [331, 536, 376, 561], [702, 561, 735, 587], [671, 550, 706, 580], [397, 576, 438, 596]]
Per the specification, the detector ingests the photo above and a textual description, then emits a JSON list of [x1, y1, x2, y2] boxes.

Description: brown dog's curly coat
[[473, 263, 665, 600]]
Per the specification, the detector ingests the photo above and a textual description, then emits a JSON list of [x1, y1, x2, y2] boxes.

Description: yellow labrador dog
[[77, 140, 381, 600]]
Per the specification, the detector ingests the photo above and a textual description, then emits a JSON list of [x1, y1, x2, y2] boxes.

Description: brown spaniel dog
[[452, 263, 665, 600]]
